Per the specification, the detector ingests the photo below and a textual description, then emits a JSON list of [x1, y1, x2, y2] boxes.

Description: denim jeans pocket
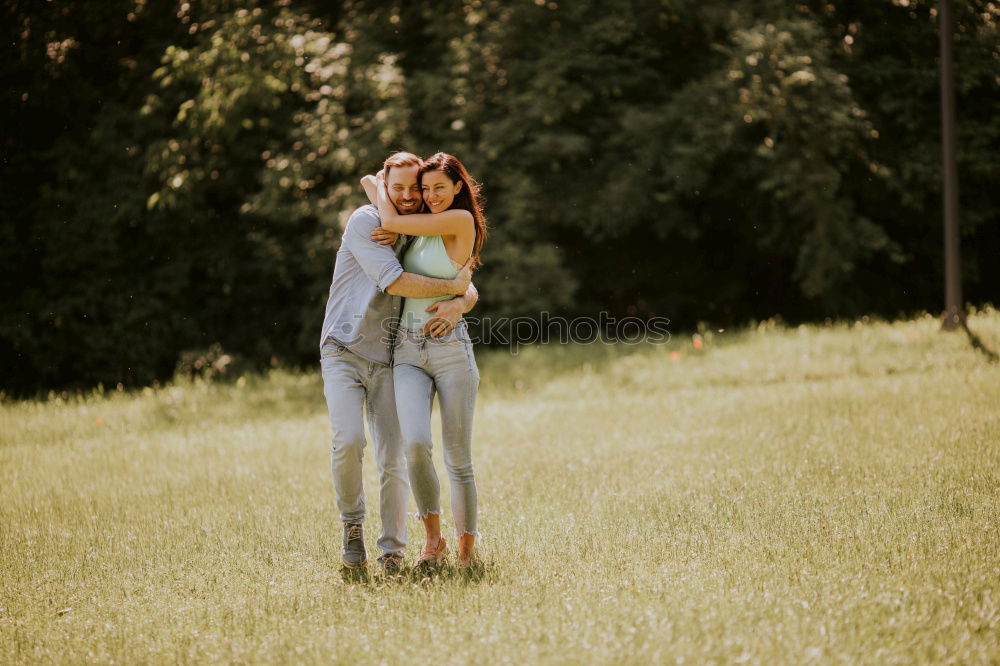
[[432, 324, 471, 346], [321, 339, 347, 359]]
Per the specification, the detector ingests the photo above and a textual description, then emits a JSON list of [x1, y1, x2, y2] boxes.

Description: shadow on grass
[[408, 560, 488, 585], [339, 566, 371, 585], [339, 560, 491, 587]]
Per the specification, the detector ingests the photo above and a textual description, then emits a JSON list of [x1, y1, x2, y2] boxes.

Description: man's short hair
[[383, 151, 423, 178]]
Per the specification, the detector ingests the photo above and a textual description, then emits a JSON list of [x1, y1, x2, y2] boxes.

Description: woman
[[361, 152, 488, 568]]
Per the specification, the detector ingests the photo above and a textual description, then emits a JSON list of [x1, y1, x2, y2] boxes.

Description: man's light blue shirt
[[319, 205, 407, 366]]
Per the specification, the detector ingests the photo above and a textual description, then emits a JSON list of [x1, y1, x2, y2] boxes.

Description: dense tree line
[[2, 0, 997, 395]]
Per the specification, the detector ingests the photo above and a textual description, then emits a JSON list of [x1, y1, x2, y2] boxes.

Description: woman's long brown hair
[[419, 152, 488, 268]]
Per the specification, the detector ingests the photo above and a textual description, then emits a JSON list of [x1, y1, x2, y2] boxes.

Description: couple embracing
[[318, 151, 488, 574]]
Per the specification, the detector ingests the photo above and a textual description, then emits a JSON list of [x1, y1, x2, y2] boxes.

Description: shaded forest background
[[2, 0, 998, 395]]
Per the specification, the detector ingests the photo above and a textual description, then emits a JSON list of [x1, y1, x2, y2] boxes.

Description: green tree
[[3, 0, 997, 394]]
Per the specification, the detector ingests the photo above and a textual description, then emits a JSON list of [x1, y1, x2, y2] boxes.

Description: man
[[319, 151, 478, 573]]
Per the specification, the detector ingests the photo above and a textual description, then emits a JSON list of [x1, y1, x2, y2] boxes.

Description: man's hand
[[422, 299, 464, 337], [448, 258, 473, 295], [371, 226, 398, 246]]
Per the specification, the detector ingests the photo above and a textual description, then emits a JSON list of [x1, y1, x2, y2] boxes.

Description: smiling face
[[420, 169, 463, 213], [386, 165, 422, 215]]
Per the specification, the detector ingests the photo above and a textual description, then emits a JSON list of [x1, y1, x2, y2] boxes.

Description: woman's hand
[[371, 226, 399, 246]]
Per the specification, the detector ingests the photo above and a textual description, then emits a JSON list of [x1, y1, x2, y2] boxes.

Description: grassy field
[[2, 310, 999, 664]]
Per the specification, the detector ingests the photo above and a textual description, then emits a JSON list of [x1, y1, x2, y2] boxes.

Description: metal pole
[[939, 0, 964, 330]]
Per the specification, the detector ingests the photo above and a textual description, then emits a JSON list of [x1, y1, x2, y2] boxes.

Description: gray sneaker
[[378, 552, 405, 575], [342, 522, 367, 569]]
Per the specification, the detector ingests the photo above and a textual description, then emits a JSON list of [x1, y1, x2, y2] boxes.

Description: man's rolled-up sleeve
[[342, 208, 404, 292]]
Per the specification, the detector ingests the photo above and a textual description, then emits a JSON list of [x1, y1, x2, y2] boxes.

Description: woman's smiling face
[[421, 169, 462, 213]]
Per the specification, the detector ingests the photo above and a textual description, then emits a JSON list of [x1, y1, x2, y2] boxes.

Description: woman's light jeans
[[393, 319, 480, 537]]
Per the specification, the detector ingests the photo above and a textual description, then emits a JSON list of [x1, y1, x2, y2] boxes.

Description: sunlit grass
[[2, 309, 999, 663]]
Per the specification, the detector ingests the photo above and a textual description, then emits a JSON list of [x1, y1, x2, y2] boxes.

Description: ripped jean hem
[[414, 508, 443, 521]]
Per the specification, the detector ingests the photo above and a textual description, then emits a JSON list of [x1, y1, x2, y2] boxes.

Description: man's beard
[[396, 198, 420, 214]]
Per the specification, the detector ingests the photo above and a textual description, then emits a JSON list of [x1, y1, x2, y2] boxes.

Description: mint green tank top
[[400, 235, 461, 331]]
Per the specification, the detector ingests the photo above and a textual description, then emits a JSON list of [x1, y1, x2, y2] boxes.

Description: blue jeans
[[321, 339, 408, 555], [393, 320, 480, 537]]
